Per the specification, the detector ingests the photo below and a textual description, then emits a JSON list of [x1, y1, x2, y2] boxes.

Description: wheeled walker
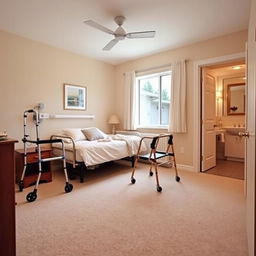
[[130, 134, 180, 192], [19, 109, 73, 202]]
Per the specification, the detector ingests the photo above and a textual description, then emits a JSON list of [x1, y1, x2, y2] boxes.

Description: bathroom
[[201, 61, 246, 179]]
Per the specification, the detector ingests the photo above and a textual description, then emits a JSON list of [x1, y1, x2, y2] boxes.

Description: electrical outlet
[[180, 146, 184, 153], [39, 113, 49, 119]]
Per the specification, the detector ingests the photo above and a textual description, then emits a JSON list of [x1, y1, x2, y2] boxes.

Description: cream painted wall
[[114, 30, 247, 167], [0, 29, 248, 163], [0, 30, 115, 148]]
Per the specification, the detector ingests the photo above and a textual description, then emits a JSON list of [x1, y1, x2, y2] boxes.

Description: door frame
[[193, 52, 245, 172]]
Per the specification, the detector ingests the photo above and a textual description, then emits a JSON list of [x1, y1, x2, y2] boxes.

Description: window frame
[[136, 70, 171, 129]]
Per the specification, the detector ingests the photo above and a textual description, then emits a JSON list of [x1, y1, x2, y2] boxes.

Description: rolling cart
[[18, 109, 73, 202]]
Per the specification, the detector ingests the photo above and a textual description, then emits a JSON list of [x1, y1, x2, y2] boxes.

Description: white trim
[[136, 71, 171, 128], [136, 70, 171, 79], [136, 125, 168, 129], [135, 66, 172, 77], [194, 52, 245, 67], [193, 52, 245, 173], [177, 164, 194, 172]]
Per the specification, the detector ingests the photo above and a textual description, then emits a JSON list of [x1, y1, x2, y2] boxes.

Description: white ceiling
[[0, 0, 250, 65]]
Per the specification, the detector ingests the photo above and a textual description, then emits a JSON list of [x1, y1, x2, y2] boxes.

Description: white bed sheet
[[52, 135, 145, 167], [52, 147, 84, 162]]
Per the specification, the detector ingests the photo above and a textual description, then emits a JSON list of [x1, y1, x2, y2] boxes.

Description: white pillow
[[62, 128, 85, 141], [81, 127, 107, 141]]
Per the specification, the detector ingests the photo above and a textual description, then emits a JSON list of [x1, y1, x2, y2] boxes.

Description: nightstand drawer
[[15, 148, 52, 187], [27, 151, 51, 163]]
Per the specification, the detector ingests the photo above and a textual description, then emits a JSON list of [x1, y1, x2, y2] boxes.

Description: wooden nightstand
[[15, 148, 52, 188]]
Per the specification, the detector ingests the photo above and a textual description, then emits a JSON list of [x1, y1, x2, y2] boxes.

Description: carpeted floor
[[15, 161, 248, 256], [205, 160, 244, 180]]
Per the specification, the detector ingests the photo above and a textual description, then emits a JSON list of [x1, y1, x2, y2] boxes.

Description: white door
[[245, 1, 256, 255], [202, 70, 216, 171]]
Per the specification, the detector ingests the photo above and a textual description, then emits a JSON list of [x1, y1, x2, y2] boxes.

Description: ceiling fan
[[84, 16, 156, 51]]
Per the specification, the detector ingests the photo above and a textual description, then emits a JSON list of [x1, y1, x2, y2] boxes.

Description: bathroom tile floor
[[205, 160, 244, 180]]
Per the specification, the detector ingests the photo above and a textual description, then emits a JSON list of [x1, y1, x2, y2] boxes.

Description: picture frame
[[64, 84, 86, 110]]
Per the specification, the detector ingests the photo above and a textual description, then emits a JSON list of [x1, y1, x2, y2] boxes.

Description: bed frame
[[50, 134, 135, 183]]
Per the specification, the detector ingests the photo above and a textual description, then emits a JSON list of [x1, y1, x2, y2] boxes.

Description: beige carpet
[[15, 161, 248, 256], [206, 160, 244, 180]]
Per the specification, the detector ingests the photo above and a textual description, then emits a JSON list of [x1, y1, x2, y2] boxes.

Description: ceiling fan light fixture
[[114, 16, 126, 26], [84, 16, 156, 51], [115, 26, 126, 36]]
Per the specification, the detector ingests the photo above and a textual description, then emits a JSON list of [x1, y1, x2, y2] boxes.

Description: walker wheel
[[65, 183, 73, 193], [157, 186, 162, 192], [19, 181, 24, 192], [149, 171, 153, 176], [176, 176, 180, 182], [131, 178, 136, 184], [26, 191, 37, 202]]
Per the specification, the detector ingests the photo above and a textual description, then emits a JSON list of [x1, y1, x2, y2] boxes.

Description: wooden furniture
[[0, 139, 18, 256], [15, 148, 52, 188]]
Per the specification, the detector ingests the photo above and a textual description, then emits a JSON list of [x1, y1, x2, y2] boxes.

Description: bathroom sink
[[214, 128, 225, 135], [223, 127, 245, 135]]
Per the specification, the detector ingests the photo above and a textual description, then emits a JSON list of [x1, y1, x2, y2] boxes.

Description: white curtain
[[168, 60, 187, 133], [123, 71, 136, 130]]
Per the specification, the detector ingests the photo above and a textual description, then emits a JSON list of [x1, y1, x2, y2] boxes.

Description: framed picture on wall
[[64, 84, 87, 110]]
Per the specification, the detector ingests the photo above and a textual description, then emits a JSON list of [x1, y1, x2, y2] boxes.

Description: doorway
[[200, 60, 246, 179]]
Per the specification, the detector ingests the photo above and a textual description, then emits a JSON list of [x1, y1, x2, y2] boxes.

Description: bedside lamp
[[108, 114, 120, 134]]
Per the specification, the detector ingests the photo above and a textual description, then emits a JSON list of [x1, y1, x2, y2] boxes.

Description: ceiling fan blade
[[103, 39, 119, 51], [126, 31, 156, 39], [84, 20, 114, 35]]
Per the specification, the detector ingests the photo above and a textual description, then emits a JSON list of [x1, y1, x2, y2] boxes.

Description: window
[[136, 71, 171, 128]]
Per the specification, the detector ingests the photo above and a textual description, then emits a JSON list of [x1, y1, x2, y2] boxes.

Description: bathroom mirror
[[227, 83, 245, 115]]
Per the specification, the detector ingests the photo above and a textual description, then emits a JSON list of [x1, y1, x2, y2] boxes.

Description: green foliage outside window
[[143, 81, 153, 93], [162, 89, 170, 101]]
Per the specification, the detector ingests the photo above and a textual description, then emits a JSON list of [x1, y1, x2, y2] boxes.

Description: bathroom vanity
[[217, 76, 246, 161], [224, 127, 245, 161], [215, 126, 245, 161]]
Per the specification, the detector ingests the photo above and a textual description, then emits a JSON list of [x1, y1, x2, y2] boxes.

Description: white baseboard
[[177, 164, 194, 172], [226, 157, 244, 162]]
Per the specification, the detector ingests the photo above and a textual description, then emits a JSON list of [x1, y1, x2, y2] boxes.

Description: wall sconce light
[[108, 114, 120, 134], [232, 66, 241, 70], [216, 91, 222, 100]]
